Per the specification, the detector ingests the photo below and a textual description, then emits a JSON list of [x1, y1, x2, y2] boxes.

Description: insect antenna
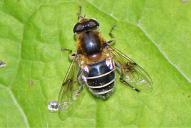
[[77, 6, 86, 21]]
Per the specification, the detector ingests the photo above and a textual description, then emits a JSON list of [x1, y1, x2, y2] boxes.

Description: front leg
[[105, 25, 117, 46], [109, 25, 117, 39]]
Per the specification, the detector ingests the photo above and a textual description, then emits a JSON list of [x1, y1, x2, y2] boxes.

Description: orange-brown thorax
[[73, 17, 107, 64], [76, 30, 106, 64]]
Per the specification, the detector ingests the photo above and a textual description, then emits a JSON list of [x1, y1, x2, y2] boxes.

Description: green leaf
[[0, 0, 191, 127]]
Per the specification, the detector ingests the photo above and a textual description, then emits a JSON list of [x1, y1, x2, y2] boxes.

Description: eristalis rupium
[[48, 8, 152, 120]]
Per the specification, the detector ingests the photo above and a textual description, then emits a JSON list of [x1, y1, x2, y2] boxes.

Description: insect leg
[[105, 25, 117, 46], [60, 48, 76, 61], [69, 52, 77, 61], [120, 77, 140, 92], [116, 62, 140, 92], [109, 25, 117, 39], [61, 48, 72, 53], [106, 40, 116, 46]]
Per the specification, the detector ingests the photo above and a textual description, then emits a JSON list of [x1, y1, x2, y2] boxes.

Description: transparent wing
[[58, 58, 84, 120], [109, 46, 152, 92]]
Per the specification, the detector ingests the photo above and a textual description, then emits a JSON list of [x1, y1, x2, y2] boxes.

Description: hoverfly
[[51, 12, 152, 119]]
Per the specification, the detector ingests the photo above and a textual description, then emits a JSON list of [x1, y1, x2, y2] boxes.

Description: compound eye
[[88, 19, 99, 29], [73, 23, 84, 33]]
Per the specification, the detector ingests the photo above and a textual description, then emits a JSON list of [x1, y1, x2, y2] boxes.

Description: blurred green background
[[0, 0, 191, 127]]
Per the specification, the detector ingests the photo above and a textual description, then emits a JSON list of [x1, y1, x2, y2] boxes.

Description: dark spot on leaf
[[28, 80, 34, 87], [0, 60, 6, 68]]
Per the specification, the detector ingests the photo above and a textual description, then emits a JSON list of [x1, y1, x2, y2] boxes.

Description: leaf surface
[[0, 0, 191, 127]]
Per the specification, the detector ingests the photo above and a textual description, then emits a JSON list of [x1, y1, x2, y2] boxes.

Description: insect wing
[[58, 58, 83, 120], [109, 46, 152, 91]]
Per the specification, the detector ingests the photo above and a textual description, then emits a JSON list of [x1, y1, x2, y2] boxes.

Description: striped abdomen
[[82, 59, 115, 99]]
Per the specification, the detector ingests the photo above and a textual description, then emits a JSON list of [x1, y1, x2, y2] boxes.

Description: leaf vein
[[137, 24, 191, 83], [85, 0, 191, 83], [8, 87, 30, 128]]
